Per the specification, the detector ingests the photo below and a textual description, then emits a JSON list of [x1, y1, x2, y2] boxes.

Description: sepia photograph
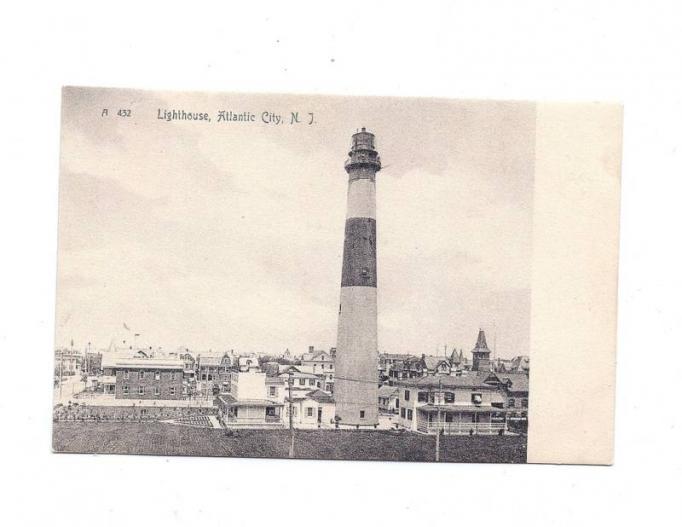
[[53, 87, 537, 463]]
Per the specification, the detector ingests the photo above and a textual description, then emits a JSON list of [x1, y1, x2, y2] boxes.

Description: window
[[404, 390, 410, 401], [138, 386, 144, 395], [139, 371, 145, 380], [400, 408, 406, 418], [330, 364, 333, 370], [418, 392, 428, 403], [269, 386, 276, 397], [471, 393, 482, 404], [407, 409, 413, 420], [395, 399, 399, 408], [123, 370, 129, 380], [154, 371, 160, 380], [522, 398, 528, 408], [154, 386, 160, 396], [123, 385, 129, 395], [360, 410, 365, 419], [307, 407, 314, 417], [170, 372, 176, 381], [207, 374, 213, 381], [308, 379, 315, 386], [444, 391, 455, 403], [508, 398, 515, 408], [169, 387, 176, 396], [298, 379, 305, 386]]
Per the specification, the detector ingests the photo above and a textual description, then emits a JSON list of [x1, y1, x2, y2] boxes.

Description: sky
[[56, 87, 535, 359]]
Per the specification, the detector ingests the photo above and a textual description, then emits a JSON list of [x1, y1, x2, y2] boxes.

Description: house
[[196, 352, 232, 394], [379, 353, 414, 382], [394, 373, 508, 434], [216, 370, 284, 428], [179, 351, 196, 378], [101, 355, 185, 400], [261, 361, 281, 377], [300, 346, 335, 393], [509, 355, 530, 373], [285, 389, 336, 428], [238, 355, 260, 372], [419, 355, 452, 376], [278, 368, 325, 396], [449, 348, 471, 373], [388, 355, 424, 382], [492, 357, 529, 374], [378, 385, 399, 414], [55, 348, 83, 376], [497, 372, 529, 427]]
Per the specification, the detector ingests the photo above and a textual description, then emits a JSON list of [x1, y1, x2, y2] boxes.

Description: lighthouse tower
[[335, 128, 381, 426]]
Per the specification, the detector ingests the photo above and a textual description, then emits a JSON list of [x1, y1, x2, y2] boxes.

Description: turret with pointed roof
[[449, 347, 459, 365], [471, 329, 492, 372]]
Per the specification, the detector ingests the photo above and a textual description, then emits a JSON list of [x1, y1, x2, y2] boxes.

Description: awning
[[225, 399, 284, 407], [418, 405, 507, 413]]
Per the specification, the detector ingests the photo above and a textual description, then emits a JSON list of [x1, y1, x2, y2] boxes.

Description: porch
[[217, 396, 284, 428], [416, 405, 507, 435]]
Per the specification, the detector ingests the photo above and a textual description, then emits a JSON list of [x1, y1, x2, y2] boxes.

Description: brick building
[[102, 356, 185, 400]]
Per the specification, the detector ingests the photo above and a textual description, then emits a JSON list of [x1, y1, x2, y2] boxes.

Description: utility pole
[[435, 377, 442, 462], [288, 371, 295, 458]]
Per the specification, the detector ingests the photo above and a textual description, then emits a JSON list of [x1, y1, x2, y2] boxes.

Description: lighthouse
[[335, 128, 381, 426]]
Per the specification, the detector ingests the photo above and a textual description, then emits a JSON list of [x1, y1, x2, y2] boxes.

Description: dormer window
[[471, 393, 482, 405]]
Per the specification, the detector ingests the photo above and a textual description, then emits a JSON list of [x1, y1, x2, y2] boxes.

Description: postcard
[[53, 87, 621, 464]]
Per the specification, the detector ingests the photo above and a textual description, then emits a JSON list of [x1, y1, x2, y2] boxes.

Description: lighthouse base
[[334, 286, 379, 426]]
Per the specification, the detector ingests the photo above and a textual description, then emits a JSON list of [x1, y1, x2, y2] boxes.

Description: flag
[[123, 323, 130, 331], [134, 333, 140, 337]]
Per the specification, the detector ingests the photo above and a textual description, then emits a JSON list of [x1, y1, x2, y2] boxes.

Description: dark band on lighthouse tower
[[335, 128, 381, 426]]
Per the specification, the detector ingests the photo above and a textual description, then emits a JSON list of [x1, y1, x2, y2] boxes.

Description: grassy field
[[52, 421, 526, 463]]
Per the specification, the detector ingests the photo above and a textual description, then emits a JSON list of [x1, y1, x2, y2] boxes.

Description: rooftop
[[101, 356, 185, 370], [395, 373, 497, 390], [498, 373, 529, 392], [197, 355, 229, 367], [218, 394, 283, 407], [306, 389, 335, 404], [301, 350, 333, 362]]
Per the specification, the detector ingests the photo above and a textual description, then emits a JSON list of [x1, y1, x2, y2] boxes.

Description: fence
[[417, 420, 506, 435]]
